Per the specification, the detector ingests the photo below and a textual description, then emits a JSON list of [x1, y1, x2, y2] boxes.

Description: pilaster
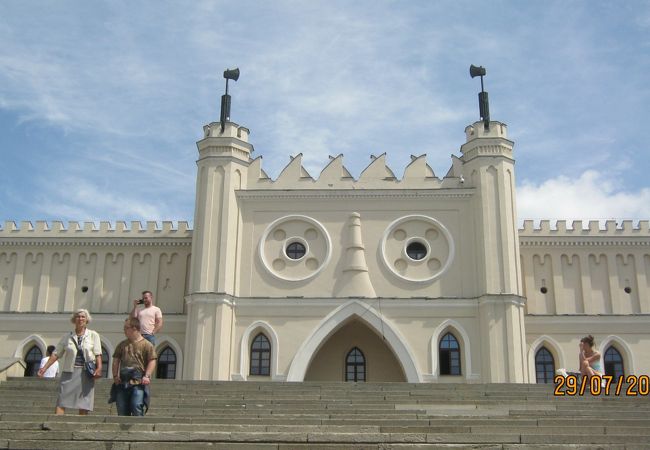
[[9, 252, 24, 311], [91, 253, 105, 312], [478, 295, 527, 382], [579, 255, 595, 314], [63, 252, 78, 312], [521, 252, 535, 313], [607, 254, 621, 314], [636, 254, 650, 313], [119, 255, 132, 313], [36, 252, 51, 311], [182, 293, 234, 380], [551, 254, 566, 314]]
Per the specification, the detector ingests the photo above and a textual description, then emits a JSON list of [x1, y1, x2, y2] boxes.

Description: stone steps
[[2, 432, 650, 447], [3, 418, 650, 435], [0, 378, 648, 449]]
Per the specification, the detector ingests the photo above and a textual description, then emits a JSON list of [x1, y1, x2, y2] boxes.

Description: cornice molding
[[185, 292, 235, 307], [182, 293, 524, 309], [525, 314, 650, 328], [519, 237, 650, 247], [236, 189, 475, 200]]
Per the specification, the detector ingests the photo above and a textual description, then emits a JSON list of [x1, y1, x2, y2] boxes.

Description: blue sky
[[1, 1, 649, 226]]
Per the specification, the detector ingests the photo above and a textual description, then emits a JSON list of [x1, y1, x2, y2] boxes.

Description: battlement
[[202, 121, 250, 141], [0, 220, 192, 238], [247, 153, 464, 189], [519, 219, 650, 236], [465, 120, 509, 141], [196, 120, 518, 190]]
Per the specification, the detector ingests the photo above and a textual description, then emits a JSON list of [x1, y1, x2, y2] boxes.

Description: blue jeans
[[115, 384, 145, 416], [142, 334, 156, 345]]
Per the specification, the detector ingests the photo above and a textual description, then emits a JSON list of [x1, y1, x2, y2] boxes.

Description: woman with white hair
[[38, 309, 102, 415]]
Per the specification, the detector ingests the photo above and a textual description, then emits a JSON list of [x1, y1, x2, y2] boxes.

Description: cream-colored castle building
[[1, 115, 648, 383]]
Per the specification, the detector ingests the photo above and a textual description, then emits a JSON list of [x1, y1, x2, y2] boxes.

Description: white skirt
[[57, 366, 95, 411]]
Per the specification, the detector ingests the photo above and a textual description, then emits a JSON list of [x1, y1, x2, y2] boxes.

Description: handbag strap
[[70, 332, 90, 363]]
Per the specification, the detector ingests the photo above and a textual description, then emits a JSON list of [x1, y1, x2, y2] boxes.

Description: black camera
[[137, 299, 144, 304]]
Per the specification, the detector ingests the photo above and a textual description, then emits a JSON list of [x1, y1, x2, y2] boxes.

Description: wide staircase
[[0, 377, 649, 449]]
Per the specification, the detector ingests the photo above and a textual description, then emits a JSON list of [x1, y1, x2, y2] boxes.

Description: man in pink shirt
[[130, 291, 163, 345]]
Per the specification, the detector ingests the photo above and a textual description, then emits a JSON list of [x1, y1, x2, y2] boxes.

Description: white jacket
[[54, 329, 102, 372]]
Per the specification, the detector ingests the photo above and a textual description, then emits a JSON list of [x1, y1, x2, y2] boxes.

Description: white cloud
[[0, 1, 649, 224], [39, 177, 163, 221], [517, 170, 650, 222]]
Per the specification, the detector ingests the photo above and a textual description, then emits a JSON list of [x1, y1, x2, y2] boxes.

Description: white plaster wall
[[520, 229, 650, 316], [0, 227, 191, 315], [231, 298, 486, 382], [525, 315, 650, 378], [237, 201, 476, 299]]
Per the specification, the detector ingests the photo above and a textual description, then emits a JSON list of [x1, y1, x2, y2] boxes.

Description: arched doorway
[[304, 319, 406, 382]]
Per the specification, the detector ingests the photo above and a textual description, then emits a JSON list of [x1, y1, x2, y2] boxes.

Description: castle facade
[[1, 117, 648, 383]]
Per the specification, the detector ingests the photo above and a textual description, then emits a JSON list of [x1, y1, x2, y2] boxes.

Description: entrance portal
[[304, 319, 406, 382]]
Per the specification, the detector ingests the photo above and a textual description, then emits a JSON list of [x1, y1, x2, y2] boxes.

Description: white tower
[[460, 120, 527, 382], [184, 121, 252, 380]]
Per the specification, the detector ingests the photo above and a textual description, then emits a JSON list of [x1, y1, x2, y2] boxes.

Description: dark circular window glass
[[624, 287, 632, 294], [540, 287, 548, 294], [286, 242, 306, 260], [406, 242, 427, 260]]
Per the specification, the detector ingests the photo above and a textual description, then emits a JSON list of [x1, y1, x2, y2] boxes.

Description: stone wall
[[0, 221, 192, 314], [519, 220, 650, 315]]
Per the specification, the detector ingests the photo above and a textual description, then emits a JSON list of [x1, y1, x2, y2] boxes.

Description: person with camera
[[111, 317, 157, 416], [130, 290, 163, 345], [37, 309, 102, 415]]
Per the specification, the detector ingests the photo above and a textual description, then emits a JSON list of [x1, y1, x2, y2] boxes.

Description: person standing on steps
[[111, 317, 157, 416], [130, 290, 163, 345], [39, 345, 59, 378], [37, 309, 102, 415]]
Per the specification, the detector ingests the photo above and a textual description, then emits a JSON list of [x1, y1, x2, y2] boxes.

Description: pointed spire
[[334, 213, 376, 298]]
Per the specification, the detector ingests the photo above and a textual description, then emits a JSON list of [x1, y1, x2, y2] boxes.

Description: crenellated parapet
[[519, 219, 650, 316], [519, 220, 650, 238], [246, 153, 463, 190], [0, 221, 192, 246], [0, 220, 192, 314]]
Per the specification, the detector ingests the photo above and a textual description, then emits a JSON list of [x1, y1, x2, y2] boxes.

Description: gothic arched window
[[604, 346, 624, 380], [156, 346, 177, 379], [24, 345, 42, 377], [535, 347, 555, 384], [345, 347, 366, 382], [439, 332, 461, 375], [250, 333, 271, 376], [101, 346, 110, 378]]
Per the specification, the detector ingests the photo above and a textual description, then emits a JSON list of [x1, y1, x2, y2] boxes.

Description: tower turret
[[184, 118, 252, 380], [460, 120, 520, 295], [459, 120, 526, 383]]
